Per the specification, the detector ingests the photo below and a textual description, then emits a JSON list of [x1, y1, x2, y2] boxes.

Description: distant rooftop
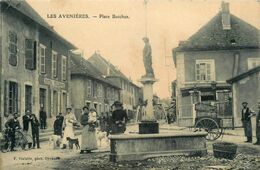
[[70, 53, 121, 89]]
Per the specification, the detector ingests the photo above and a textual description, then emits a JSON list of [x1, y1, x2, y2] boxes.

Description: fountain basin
[[109, 132, 207, 162]]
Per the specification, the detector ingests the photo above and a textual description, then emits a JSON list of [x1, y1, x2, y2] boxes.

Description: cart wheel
[[195, 118, 223, 141]]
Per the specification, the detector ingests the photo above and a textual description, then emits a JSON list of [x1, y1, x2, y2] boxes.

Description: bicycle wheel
[[0, 133, 11, 153], [15, 131, 27, 150]]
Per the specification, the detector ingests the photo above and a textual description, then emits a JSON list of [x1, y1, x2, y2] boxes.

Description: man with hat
[[241, 102, 254, 143], [111, 101, 128, 134], [253, 102, 260, 145]]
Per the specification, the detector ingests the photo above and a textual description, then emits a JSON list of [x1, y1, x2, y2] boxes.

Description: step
[[39, 130, 82, 142]]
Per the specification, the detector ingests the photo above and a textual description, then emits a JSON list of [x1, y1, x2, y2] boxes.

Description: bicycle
[[0, 128, 28, 152]]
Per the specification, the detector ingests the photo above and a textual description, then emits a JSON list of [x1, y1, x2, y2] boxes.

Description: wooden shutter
[[17, 82, 21, 116], [8, 31, 18, 66], [14, 82, 18, 114], [25, 39, 33, 69], [4, 80, 9, 117], [33, 41, 37, 70]]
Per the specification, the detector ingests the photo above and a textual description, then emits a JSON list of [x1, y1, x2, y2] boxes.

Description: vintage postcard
[[0, 0, 260, 169]]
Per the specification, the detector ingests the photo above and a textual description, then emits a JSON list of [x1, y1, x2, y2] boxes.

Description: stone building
[[88, 53, 142, 116], [172, 2, 260, 127], [0, 1, 76, 129], [227, 66, 260, 127], [70, 53, 121, 120]]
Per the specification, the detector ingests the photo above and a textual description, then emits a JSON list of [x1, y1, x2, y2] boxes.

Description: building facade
[[227, 66, 260, 127], [70, 53, 121, 120], [172, 2, 260, 127], [0, 1, 75, 129], [87, 53, 142, 115]]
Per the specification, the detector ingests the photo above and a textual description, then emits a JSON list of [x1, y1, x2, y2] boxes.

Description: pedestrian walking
[[5, 113, 21, 151], [111, 101, 128, 134], [80, 107, 98, 154], [61, 107, 77, 149], [23, 110, 34, 149], [254, 102, 260, 145], [39, 107, 47, 129], [241, 102, 254, 143], [31, 114, 40, 149]]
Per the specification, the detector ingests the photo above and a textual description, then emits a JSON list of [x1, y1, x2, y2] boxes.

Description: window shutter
[[14, 83, 18, 114], [17, 83, 21, 116], [25, 39, 32, 69], [4, 80, 9, 117], [8, 31, 18, 66], [33, 41, 37, 70]]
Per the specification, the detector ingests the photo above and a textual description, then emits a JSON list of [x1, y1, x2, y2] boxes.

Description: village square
[[0, 0, 260, 170]]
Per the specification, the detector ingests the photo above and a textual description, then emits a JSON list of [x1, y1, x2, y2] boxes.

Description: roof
[[174, 12, 260, 52], [227, 66, 260, 84], [70, 54, 121, 89], [88, 53, 130, 81], [2, 0, 76, 49]]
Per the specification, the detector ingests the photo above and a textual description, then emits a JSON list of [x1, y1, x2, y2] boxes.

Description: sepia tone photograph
[[0, 0, 259, 169]]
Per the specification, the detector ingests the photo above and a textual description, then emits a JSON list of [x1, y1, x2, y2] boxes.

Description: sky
[[27, 0, 260, 98]]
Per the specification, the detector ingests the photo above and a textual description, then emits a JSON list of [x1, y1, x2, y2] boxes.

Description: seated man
[[5, 113, 21, 151]]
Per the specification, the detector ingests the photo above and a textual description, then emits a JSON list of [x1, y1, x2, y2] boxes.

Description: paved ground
[[1, 123, 260, 170]]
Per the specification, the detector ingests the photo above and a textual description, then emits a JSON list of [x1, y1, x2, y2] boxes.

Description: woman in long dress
[[61, 107, 77, 149], [80, 107, 97, 153]]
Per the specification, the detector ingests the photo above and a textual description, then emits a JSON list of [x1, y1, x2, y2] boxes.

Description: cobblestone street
[[1, 124, 260, 170]]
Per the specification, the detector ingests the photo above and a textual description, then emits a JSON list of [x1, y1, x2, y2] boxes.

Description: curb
[[39, 130, 82, 142]]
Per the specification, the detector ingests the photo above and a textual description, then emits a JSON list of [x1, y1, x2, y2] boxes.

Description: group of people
[[51, 101, 128, 154], [79, 101, 128, 153], [241, 101, 260, 145], [4, 100, 128, 152], [5, 110, 41, 151]]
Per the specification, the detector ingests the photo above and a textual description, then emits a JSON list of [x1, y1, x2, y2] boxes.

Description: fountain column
[[139, 77, 159, 134]]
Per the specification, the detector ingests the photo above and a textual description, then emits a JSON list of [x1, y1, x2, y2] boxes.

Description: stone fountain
[[109, 37, 207, 162]]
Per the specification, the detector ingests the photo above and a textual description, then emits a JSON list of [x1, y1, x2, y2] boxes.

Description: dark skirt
[[111, 123, 126, 134], [242, 120, 252, 137]]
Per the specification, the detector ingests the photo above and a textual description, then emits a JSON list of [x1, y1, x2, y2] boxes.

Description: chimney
[[221, 2, 231, 30], [106, 66, 110, 76]]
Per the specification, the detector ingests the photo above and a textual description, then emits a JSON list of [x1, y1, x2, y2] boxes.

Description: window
[[25, 85, 32, 112], [62, 92, 67, 113], [85, 101, 91, 109], [8, 81, 18, 114], [62, 56, 67, 80], [53, 90, 58, 115], [87, 80, 92, 97], [97, 84, 103, 98], [8, 31, 18, 66], [25, 39, 37, 70], [196, 60, 215, 81], [106, 87, 111, 100], [39, 44, 46, 73], [52, 51, 57, 78], [93, 82, 98, 98], [248, 58, 260, 69], [39, 88, 46, 110], [111, 88, 114, 100]]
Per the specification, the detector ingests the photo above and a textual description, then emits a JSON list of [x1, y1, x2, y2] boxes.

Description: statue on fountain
[[142, 37, 154, 78]]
